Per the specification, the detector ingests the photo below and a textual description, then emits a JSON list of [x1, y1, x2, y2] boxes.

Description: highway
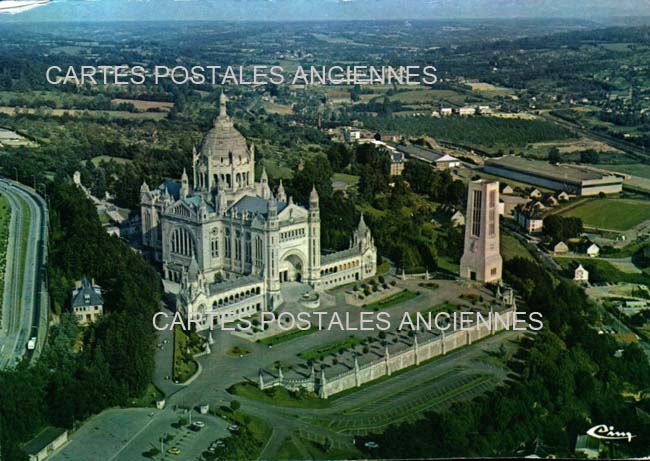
[[0, 178, 48, 368]]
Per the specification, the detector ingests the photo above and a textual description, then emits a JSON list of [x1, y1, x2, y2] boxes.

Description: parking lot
[[50, 408, 230, 461]]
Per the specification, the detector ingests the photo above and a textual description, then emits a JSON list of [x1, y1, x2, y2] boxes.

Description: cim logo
[[586, 424, 636, 442]]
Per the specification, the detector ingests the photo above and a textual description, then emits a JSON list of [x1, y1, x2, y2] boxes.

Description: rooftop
[[208, 275, 264, 295], [396, 144, 459, 164], [22, 427, 67, 455], [71, 277, 103, 308], [485, 156, 621, 186], [231, 195, 288, 218], [396, 144, 444, 163], [322, 247, 360, 265]]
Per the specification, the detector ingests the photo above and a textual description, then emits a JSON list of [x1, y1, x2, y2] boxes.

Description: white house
[[574, 264, 589, 282], [553, 241, 569, 255], [450, 210, 465, 227], [586, 243, 600, 258]]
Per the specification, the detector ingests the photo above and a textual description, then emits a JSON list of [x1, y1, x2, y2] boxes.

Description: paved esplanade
[[0, 178, 48, 368]]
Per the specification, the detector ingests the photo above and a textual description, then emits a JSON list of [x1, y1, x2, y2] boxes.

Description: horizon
[[1, 0, 650, 22]]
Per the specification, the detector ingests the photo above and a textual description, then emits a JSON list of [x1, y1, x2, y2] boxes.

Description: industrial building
[[484, 156, 623, 196], [396, 144, 461, 170]]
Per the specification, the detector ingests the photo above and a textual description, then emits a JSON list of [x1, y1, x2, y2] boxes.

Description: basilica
[[140, 94, 377, 329]]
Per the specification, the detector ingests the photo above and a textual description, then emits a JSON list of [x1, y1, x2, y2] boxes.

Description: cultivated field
[[559, 198, 650, 231], [111, 98, 174, 111]]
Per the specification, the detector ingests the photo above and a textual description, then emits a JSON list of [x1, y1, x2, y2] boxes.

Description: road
[[0, 178, 48, 368], [541, 112, 649, 161]]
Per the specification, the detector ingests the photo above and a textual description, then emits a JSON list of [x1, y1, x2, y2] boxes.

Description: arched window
[[170, 227, 195, 257], [211, 228, 219, 258]]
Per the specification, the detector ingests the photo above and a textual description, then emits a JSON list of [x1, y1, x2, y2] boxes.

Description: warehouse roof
[[485, 156, 620, 186]]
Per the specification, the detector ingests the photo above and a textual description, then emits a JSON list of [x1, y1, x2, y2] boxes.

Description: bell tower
[[460, 180, 502, 283]]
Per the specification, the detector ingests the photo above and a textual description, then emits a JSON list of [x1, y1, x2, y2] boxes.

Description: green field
[[500, 234, 534, 261], [173, 326, 199, 382], [332, 172, 360, 187], [601, 163, 650, 179], [559, 199, 650, 231], [555, 257, 649, 284], [299, 336, 361, 361], [228, 382, 329, 409], [363, 289, 419, 310], [259, 327, 318, 346]]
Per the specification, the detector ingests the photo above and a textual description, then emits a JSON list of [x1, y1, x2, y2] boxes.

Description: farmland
[[558, 198, 650, 231]]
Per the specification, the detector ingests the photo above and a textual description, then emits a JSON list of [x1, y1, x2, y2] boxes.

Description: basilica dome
[[200, 93, 250, 165]]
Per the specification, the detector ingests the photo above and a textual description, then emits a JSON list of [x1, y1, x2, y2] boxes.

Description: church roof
[[322, 247, 360, 265], [159, 179, 181, 200], [208, 275, 264, 295], [183, 196, 203, 208], [200, 94, 250, 164], [231, 195, 288, 217]]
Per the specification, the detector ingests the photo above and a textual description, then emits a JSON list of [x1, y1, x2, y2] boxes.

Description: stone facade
[[259, 292, 517, 399], [460, 180, 503, 283], [140, 94, 377, 329]]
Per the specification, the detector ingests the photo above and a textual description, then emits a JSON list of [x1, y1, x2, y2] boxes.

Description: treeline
[[289, 143, 465, 272], [361, 116, 576, 148], [0, 182, 161, 460], [361, 257, 650, 458], [542, 215, 584, 244]]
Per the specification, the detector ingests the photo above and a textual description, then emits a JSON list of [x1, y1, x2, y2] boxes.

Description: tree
[[542, 215, 583, 243], [289, 154, 333, 205], [548, 147, 561, 163], [230, 400, 241, 412]]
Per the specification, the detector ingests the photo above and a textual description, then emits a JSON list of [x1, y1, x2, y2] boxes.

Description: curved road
[[0, 178, 48, 368]]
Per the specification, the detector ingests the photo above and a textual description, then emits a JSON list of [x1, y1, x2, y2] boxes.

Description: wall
[[259, 306, 516, 399]]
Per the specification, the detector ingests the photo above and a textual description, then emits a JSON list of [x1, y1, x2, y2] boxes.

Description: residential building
[[574, 264, 589, 282], [553, 241, 569, 255], [390, 151, 406, 176], [71, 277, 104, 325], [514, 203, 544, 233], [586, 243, 600, 257]]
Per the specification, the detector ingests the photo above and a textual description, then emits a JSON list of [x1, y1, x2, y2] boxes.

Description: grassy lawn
[[227, 382, 329, 409], [363, 289, 419, 311], [211, 408, 273, 460], [127, 383, 164, 408], [276, 437, 303, 460], [419, 302, 458, 315], [17, 195, 30, 320], [0, 195, 9, 321], [559, 198, 650, 231], [259, 327, 318, 346], [91, 155, 132, 166], [332, 172, 360, 186], [173, 326, 200, 383], [376, 260, 390, 275], [501, 233, 534, 261], [299, 336, 361, 361], [602, 163, 650, 179], [555, 257, 649, 284]]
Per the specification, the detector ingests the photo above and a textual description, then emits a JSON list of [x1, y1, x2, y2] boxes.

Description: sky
[[2, 0, 650, 22]]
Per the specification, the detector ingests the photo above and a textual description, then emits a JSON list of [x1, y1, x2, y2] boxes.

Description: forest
[[361, 257, 650, 458], [0, 183, 161, 460]]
